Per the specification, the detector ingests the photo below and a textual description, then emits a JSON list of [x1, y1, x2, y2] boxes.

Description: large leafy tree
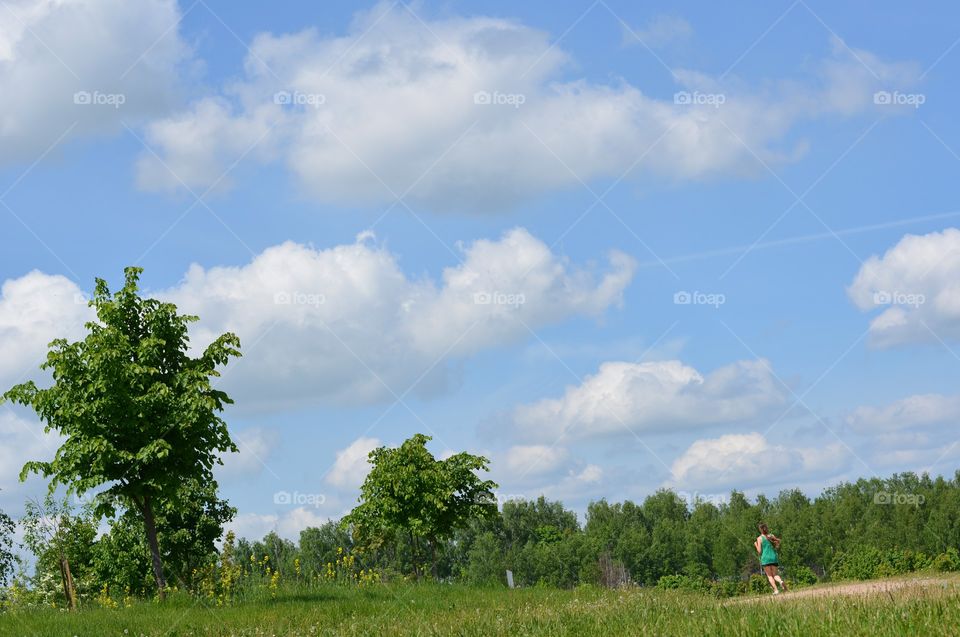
[[92, 478, 235, 594], [343, 433, 497, 579], [2, 267, 241, 599]]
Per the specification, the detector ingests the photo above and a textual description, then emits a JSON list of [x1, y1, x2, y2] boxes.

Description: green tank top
[[760, 535, 779, 565]]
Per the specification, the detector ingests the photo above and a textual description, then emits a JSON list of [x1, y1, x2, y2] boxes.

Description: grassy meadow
[[2, 576, 959, 637]]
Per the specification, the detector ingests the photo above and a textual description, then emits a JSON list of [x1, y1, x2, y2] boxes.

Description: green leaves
[[2, 267, 241, 597], [343, 433, 498, 577]]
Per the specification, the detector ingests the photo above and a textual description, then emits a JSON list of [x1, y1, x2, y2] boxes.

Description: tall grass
[[2, 576, 958, 636]]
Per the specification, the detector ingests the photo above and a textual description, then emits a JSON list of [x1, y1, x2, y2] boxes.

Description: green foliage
[[933, 548, 960, 572], [20, 495, 99, 605], [789, 565, 818, 587], [830, 547, 935, 581], [342, 433, 497, 578], [462, 532, 505, 586], [90, 479, 235, 596], [91, 511, 154, 597], [656, 574, 709, 593], [298, 522, 354, 577], [0, 505, 17, 587], [2, 267, 241, 596], [749, 574, 770, 594], [830, 546, 885, 580]]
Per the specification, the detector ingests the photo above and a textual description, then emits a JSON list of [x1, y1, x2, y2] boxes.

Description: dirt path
[[731, 577, 957, 603]]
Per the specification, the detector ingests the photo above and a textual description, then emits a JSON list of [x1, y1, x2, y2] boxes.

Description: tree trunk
[[140, 496, 167, 600], [429, 538, 438, 580], [59, 556, 77, 610], [410, 532, 421, 581]]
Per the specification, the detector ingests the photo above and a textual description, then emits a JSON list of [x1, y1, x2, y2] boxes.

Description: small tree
[[343, 433, 497, 579], [0, 503, 15, 587], [3, 267, 241, 599], [21, 495, 98, 609]]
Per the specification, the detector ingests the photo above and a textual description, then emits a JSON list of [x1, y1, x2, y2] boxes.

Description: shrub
[[749, 574, 771, 594], [788, 565, 818, 587], [656, 574, 710, 593], [830, 546, 885, 580], [708, 579, 743, 598], [933, 548, 960, 572]]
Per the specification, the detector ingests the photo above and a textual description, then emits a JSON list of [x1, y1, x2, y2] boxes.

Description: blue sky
[[2, 0, 960, 540]]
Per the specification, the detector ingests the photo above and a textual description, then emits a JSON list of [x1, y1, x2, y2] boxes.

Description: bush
[[656, 574, 710, 593], [708, 579, 743, 598], [933, 548, 960, 572], [788, 565, 818, 587], [749, 574, 770, 594], [830, 546, 884, 580]]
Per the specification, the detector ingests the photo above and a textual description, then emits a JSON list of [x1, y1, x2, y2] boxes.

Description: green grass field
[[2, 576, 959, 637]]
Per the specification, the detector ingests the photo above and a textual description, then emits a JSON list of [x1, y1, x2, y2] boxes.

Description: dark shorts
[[761, 562, 778, 568]]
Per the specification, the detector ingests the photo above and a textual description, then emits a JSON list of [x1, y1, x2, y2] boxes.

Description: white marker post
[[506, 570, 515, 589]]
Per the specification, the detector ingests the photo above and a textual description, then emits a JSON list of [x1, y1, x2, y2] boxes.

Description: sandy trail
[[732, 577, 957, 603]]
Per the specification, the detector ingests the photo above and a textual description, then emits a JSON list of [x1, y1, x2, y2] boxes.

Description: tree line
[[0, 268, 957, 606], [3, 469, 959, 603]]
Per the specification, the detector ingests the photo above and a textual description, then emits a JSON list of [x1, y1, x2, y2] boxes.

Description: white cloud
[[668, 432, 848, 490], [228, 506, 331, 542], [326, 437, 379, 488], [0, 229, 629, 412], [0, 270, 92, 388], [512, 359, 786, 441], [503, 445, 569, 477], [136, 4, 917, 211], [159, 227, 634, 409], [0, 411, 58, 495], [847, 228, 960, 347], [574, 463, 603, 484], [622, 15, 692, 48], [218, 427, 279, 479], [847, 393, 960, 432], [1, 0, 188, 164]]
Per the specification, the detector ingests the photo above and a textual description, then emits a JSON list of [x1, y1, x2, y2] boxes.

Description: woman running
[[755, 522, 787, 594]]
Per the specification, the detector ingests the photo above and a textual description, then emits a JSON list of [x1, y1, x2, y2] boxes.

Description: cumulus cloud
[[503, 445, 569, 477], [326, 437, 379, 488], [159, 227, 634, 409], [0, 270, 92, 388], [668, 432, 848, 490], [136, 4, 917, 211], [0, 411, 58, 495], [0, 228, 631, 411], [621, 15, 693, 49], [228, 506, 331, 542], [847, 228, 960, 347], [1, 0, 188, 164], [847, 393, 960, 433], [511, 359, 786, 442], [218, 427, 280, 479]]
